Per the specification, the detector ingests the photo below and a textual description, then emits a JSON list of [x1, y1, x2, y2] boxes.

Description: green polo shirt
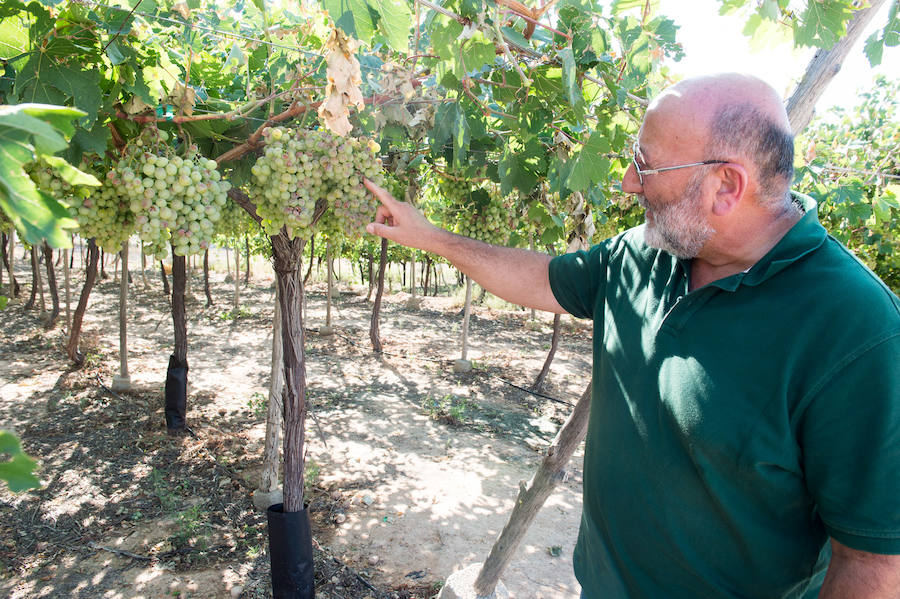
[[548, 194, 900, 599]]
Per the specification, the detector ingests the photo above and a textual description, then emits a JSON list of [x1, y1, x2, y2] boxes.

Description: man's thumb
[[366, 222, 388, 238]]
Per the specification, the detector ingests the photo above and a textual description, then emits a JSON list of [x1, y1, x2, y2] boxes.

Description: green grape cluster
[[72, 179, 135, 252], [216, 197, 246, 241], [106, 132, 230, 259], [28, 160, 75, 199], [28, 159, 132, 252], [249, 126, 384, 240], [436, 176, 510, 246]]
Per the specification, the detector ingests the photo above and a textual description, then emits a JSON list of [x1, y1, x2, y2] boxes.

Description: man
[[364, 73, 900, 598]]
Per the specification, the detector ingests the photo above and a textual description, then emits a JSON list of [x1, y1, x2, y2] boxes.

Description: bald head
[[657, 73, 791, 131], [647, 74, 795, 211]]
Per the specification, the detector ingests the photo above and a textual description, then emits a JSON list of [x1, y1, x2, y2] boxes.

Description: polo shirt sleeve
[[548, 242, 611, 320], [798, 332, 900, 554]]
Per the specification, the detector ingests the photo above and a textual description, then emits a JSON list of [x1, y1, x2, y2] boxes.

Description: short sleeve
[[548, 243, 611, 320], [798, 332, 900, 554]]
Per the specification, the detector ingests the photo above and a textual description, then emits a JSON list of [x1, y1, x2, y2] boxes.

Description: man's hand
[[364, 179, 443, 252], [363, 177, 566, 314]]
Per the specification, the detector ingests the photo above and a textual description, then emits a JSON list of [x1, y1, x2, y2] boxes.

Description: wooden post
[[325, 243, 333, 329], [63, 248, 71, 334], [474, 382, 592, 596], [254, 284, 285, 510], [461, 276, 473, 361]]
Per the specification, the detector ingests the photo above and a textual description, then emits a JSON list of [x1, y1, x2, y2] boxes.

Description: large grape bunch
[[28, 159, 133, 252], [437, 176, 511, 246], [249, 126, 384, 240], [106, 130, 230, 259]]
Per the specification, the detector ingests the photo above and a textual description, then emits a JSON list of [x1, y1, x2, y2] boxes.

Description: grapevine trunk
[[66, 239, 99, 364], [271, 232, 308, 513]]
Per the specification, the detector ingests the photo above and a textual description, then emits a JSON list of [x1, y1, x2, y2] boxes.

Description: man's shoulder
[[809, 235, 900, 315], [781, 234, 900, 350]]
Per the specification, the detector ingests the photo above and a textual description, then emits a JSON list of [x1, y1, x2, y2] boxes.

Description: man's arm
[[818, 539, 900, 598], [364, 179, 566, 314]]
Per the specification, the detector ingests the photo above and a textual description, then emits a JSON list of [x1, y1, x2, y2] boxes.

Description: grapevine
[[249, 127, 384, 241]]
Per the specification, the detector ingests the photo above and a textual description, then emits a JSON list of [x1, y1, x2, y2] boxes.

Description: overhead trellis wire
[[73, 0, 384, 73]]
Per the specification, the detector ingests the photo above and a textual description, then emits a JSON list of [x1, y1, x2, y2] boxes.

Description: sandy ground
[[0, 243, 591, 598]]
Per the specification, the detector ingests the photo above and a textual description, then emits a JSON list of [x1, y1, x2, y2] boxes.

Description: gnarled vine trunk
[[271, 233, 308, 513], [531, 314, 562, 392], [370, 238, 388, 352], [66, 239, 99, 364], [164, 254, 189, 434], [160, 261, 170, 296], [24, 246, 39, 311], [244, 233, 251, 284], [171, 255, 187, 365], [325, 243, 333, 329], [42, 242, 59, 328], [115, 241, 130, 389], [203, 249, 213, 307], [3, 231, 19, 298]]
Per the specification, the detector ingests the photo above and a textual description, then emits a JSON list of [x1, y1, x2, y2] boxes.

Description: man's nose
[[621, 162, 643, 194]]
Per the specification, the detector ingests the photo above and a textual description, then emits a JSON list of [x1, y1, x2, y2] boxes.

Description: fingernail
[[366, 224, 374, 234]]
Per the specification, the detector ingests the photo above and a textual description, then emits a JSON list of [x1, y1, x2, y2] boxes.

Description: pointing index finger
[[363, 178, 398, 206]]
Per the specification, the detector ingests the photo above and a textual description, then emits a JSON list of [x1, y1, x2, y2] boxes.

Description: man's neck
[[689, 207, 802, 291]]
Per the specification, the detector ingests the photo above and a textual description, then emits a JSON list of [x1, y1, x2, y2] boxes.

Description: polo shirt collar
[[689, 192, 827, 292]]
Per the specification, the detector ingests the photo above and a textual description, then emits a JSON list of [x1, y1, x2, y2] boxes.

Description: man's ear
[[710, 163, 748, 216]]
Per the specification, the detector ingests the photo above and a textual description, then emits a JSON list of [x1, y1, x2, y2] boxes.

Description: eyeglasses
[[631, 141, 728, 186]]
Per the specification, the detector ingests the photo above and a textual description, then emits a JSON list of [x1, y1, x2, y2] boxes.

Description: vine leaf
[[559, 47, 585, 118], [373, 0, 412, 52], [863, 1, 899, 67], [323, 0, 378, 43], [0, 431, 40, 493], [567, 134, 611, 192], [14, 56, 102, 127], [500, 148, 539, 196], [318, 29, 365, 136], [793, 1, 854, 49], [0, 104, 87, 248]]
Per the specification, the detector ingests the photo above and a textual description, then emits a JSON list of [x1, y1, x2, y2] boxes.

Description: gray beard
[[638, 172, 714, 259]]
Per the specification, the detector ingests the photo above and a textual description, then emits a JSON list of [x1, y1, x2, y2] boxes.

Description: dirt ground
[[0, 243, 591, 599]]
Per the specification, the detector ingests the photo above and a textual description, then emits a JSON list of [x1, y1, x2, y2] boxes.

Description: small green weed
[[218, 306, 252, 321], [83, 350, 102, 368], [421, 393, 473, 426], [305, 459, 320, 487], [248, 391, 267, 419], [150, 468, 181, 512], [171, 503, 210, 549]]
